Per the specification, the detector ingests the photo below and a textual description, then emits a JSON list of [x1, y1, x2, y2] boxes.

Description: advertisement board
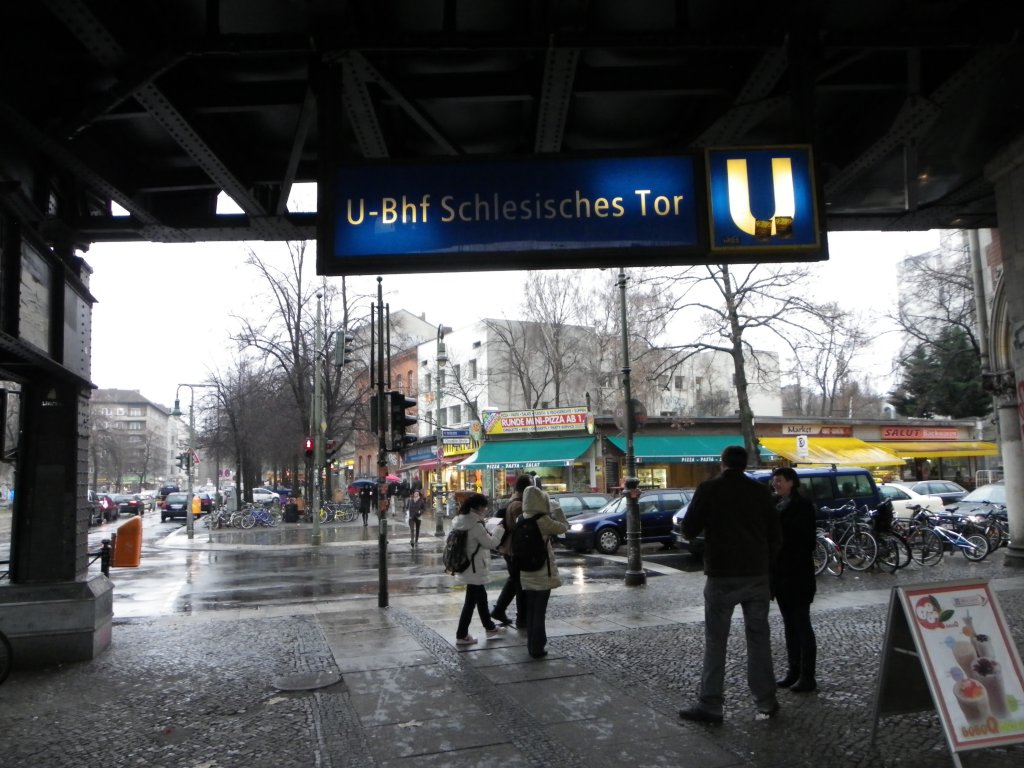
[[873, 580, 1024, 764]]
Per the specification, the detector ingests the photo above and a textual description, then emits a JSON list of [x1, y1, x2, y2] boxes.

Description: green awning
[[459, 437, 596, 469], [606, 435, 771, 463]]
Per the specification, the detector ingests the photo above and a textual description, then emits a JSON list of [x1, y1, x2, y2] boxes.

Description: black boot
[[777, 648, 800, 688], [790, 646, 817, 693]]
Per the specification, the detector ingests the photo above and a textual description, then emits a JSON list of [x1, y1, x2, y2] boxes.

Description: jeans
[[493, 556, 523, 620], [522, 589, 551, 657], [457, 584, 495, 639], [409, 517, 421, 543], [698, 575, 777, 715]]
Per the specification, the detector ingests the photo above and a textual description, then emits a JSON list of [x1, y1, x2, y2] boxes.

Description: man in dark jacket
[[678, 445, 782, 724]]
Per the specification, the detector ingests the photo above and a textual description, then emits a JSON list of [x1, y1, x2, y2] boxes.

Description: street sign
[[192, 451, 201, 465]]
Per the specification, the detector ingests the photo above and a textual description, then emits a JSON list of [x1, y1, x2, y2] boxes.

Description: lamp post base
[[624, 570, 647, 586]]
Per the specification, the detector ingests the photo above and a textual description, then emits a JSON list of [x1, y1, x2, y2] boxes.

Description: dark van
[[675, 466, 881, 556], [746, 466, 881, 520]]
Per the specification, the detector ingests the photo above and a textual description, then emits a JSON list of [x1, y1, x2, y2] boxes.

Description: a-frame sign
[[872, 580, 1024, 767]]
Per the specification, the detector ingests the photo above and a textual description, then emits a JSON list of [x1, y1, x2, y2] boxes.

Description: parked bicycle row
[[812, 498, 1008, 578], [203, 504, 280, 530]]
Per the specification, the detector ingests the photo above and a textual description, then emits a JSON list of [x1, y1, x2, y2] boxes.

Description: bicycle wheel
[[813, 539, 828, 576], [982, 523, 1002, 553], [318, 507, 329, 524], [908, 528, 944, 566], [240, 512, 256, 529], [826, 546, 844, 577], [874, 534, 900, 573], [842, 531, 878, 571], [962, 534, 990, 562], [0, 629, 11, 685], [341, 506, 357, 523]]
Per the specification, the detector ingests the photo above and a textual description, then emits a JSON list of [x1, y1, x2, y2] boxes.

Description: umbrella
[[385, 474, 401, 484]]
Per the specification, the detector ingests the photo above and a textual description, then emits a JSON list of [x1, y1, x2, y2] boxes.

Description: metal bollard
[[100, 538, 111, 576]]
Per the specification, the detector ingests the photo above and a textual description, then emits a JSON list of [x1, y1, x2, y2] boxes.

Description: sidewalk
[[2, 522, 1023, 767]]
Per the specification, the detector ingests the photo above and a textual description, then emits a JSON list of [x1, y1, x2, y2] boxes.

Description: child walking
[[453, 493, 506, 646]]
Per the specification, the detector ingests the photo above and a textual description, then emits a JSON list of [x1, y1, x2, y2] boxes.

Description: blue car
[[561, 488, 692, 555]]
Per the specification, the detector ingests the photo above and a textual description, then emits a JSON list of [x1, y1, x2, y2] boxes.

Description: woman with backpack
[[516, 486, 568, 659], [453, 493, 506, 646]]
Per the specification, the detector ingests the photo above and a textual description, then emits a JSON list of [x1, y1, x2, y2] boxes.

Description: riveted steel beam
[[534, 46, 579, 153]]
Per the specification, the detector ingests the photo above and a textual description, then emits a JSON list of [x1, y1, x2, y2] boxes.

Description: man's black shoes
[[491, 609, 512, 626], [678, 706, 723, 725]]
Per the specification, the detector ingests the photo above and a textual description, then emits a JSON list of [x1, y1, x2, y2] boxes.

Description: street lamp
[[434, 325, 448, 537], [171, 383, 216, 541], [618, 268, 646, 587]]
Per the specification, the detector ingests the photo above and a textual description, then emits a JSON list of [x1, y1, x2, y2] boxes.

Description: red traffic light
[[304, 437, 313, 456]]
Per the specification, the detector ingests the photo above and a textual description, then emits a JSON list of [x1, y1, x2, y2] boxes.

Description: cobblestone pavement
[[1, 532, 1023, 768]]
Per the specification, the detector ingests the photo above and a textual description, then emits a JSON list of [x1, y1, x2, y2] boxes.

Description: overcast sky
[[84, 228, 940, 410]]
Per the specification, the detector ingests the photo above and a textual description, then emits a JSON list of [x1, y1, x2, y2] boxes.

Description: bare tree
[[231, 241, 370, 499], [644, 264, 819, 462], [793, 303, 873, 417]]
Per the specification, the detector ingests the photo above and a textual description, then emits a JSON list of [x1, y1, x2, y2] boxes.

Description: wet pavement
[[1, 516, 1023, 767]]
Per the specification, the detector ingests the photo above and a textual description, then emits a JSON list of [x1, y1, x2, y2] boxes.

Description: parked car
[[194, 491, 214, 514], [945, 482, 1006, 517], [160, 492, 196, 522], [562, 488, 692, 554], [110, 494, 146, 516], [890, 479, 968, 506], [547, 492, 615, 519], [251, 487, 280, 504], [137, 489, 158, 511], [96, 493, 119, 522], [877, 483, 946, 520], [87, 490, 104, 526]]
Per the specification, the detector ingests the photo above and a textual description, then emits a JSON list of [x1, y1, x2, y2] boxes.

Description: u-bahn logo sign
[[318, 146, 824, 275]]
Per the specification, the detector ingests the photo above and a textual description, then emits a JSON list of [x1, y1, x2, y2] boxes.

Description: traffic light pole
[[311, 293, 324, 546], [374, 279, 390, 608]]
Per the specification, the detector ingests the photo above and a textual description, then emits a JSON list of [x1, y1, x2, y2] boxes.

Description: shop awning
[[866, 441, 999, 459], [606, 435, 773, 463], [458, 437, 595, 469], [759, 437, 903, 467]]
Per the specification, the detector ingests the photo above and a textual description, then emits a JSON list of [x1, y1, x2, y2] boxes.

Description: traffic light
[[388, 390, 417, 451], [334, 329, 356, 367], [369, 394, 379, 434], [304, 437, 313, 457], [176, 452, 187, 470], [325, 439, 339, 458]]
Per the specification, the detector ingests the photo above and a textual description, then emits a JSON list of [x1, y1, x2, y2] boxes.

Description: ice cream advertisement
[[901, 581, 1024, 750]]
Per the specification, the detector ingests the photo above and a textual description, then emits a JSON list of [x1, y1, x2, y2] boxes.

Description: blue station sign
[[706, 145, 821, 253], [322, 155, 702, 274], [318, 147, 825, 275]]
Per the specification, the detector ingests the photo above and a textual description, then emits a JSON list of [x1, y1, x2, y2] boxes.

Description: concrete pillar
[[986, 135, 1024, 564]]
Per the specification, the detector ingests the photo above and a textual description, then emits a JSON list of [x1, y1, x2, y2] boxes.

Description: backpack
[[442, 527, 480, 575], [510, 514, 548, 572]]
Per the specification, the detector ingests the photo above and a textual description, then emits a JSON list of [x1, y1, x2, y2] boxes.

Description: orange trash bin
[[111, 515, 142, 567]]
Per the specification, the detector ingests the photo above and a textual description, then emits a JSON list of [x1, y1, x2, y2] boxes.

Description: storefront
[[604, 434, 774, 489], [867, 425, 1000, 486], [459, 435, 597, 495]]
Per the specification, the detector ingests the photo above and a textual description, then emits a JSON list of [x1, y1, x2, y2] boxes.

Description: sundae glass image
[[971, 657, 1009, 719], [953, 677, 991, 723], [952, 640, 978, 679]]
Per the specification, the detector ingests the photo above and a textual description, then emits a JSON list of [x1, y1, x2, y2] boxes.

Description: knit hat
[[521, 486, 550, 515]]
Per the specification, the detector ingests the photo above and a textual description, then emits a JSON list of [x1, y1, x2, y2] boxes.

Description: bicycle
[[813, 528, 844, 577], [903, 505, 990, 565], [819, 505, 878, 571], [240, 505, 278, 529], [0, 628, 11, 685], [319, 500, 357, 524]]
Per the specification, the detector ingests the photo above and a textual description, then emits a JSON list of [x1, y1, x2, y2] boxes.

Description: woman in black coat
[[771, 467, 818, 693]]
